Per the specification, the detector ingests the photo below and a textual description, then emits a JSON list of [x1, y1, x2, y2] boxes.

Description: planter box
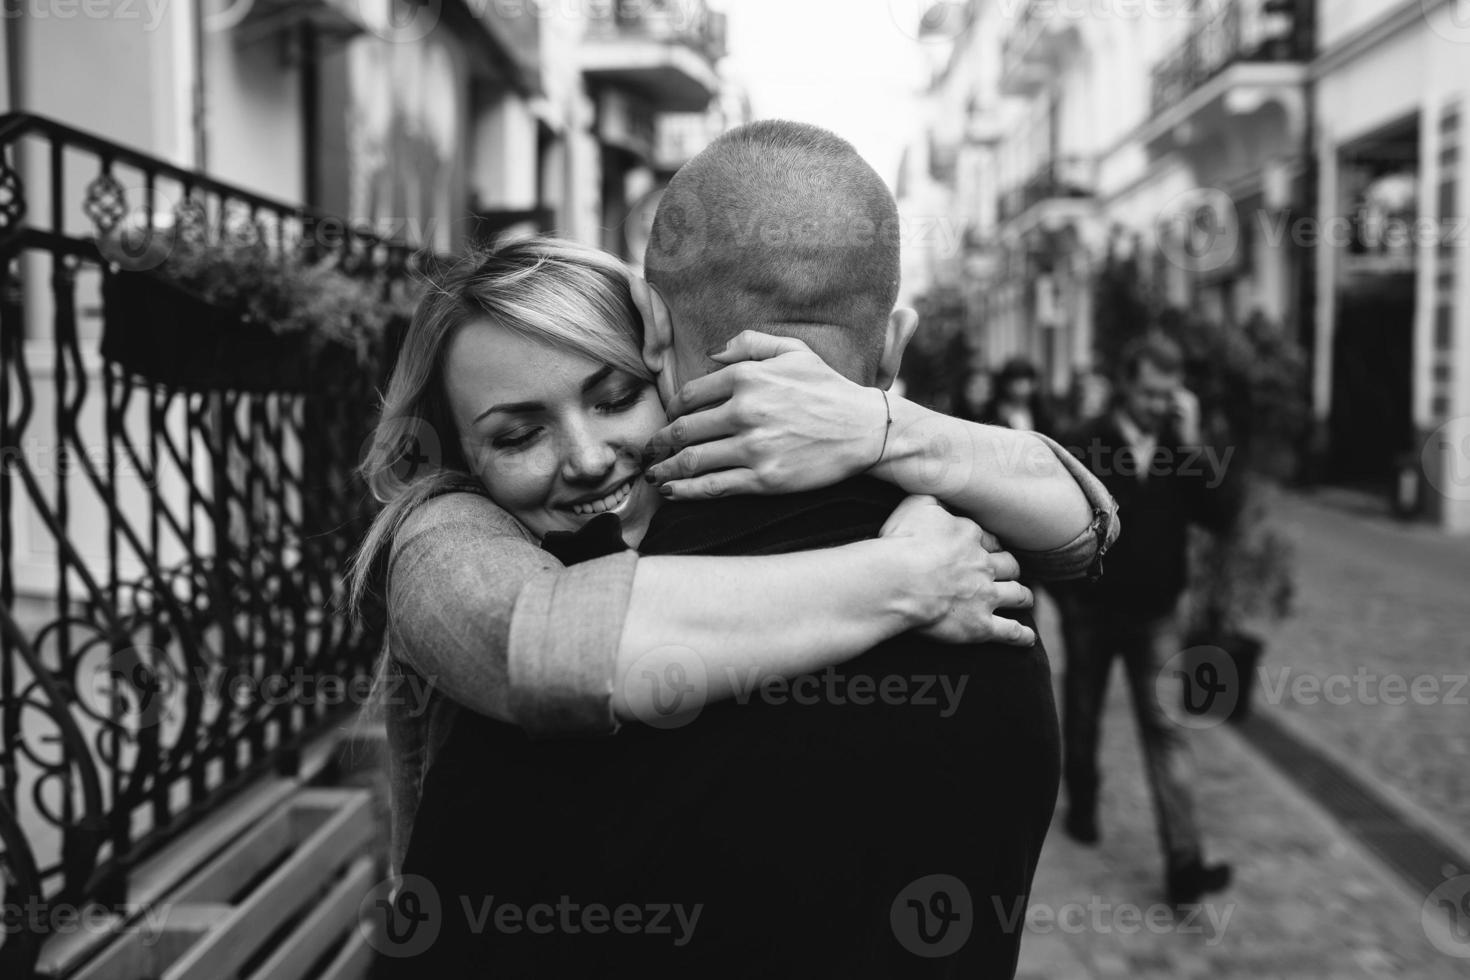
[[101, 271, 354, 394]]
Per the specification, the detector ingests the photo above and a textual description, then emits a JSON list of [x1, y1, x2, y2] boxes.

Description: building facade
[[1, 0, 729, 253], [908, 0, 1468, 531]]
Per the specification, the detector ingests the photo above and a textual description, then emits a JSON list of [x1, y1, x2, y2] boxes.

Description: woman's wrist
[[860, 537, 946, 630], [869, 397, 958, 496]]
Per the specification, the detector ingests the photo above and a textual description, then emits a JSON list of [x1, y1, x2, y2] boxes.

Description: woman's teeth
[[571, 480, 633, 517]]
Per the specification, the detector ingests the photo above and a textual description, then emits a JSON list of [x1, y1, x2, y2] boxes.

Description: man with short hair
[[1057, 333, 1239, 905], [626, 120, 1112, 974]]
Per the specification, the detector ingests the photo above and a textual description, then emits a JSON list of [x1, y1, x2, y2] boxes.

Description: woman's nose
[[560, 427, 618, 484]]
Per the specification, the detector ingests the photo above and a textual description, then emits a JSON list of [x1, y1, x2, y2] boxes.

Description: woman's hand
[[878, 495, 1037, 648], [644, 331, 888, 499]]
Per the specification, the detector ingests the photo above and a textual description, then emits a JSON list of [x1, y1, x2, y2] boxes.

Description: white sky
[[719, 0, 937, 188]]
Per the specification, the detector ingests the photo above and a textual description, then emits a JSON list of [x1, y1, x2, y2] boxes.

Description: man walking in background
[[1058, 334, 1240, 905]]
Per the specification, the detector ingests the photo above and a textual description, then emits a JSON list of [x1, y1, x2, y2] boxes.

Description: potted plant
[[1171, 309, 1308, 722], [100, 235, 414, 394]]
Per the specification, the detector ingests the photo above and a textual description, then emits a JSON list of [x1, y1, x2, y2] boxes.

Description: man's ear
[[876, 307, 920, 391], [635, 278, 675, 377]]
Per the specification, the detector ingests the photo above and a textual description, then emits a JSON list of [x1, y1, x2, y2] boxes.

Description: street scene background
[[2, 1, 1470, 978]]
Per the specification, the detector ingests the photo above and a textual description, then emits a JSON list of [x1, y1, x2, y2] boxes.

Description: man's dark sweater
[[402, 479, 1060, 977], [1060, 414, 1239, 614]]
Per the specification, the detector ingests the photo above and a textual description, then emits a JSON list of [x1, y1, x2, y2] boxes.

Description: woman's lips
[[567, 476, 637, 517]]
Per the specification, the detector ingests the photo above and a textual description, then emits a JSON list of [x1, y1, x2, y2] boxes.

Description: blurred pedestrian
[[1055, 334, 1240, 905], [1064, 367, 1112, 431], [979, 357, 1056, 436]]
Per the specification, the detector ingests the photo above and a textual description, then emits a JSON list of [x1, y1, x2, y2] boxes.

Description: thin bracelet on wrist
[[872, 387, 894, 469]]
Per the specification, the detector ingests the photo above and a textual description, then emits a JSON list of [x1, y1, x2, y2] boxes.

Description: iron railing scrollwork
[[0, 112, 421, 976], [1150, 0, 1309, 114], [997, 156, 1096, 226]]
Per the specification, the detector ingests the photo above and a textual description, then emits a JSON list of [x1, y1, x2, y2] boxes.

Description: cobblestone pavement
[[1258, 490, 1470, 844], [1016, 577, 1470, 980]]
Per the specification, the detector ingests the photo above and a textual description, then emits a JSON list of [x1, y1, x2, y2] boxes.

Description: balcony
[[580, 0, 726, 112], [999, 0, 1081, 97], [1142, 0, 1309, 156], [997, 155, 1097, 231]]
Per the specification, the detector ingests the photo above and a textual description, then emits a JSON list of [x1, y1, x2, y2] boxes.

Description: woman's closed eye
[[596, 386, 645, 414], [493, 427, 542, 451]]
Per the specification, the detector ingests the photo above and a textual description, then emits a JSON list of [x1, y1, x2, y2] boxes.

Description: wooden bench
[[35, 727, 390, 980]]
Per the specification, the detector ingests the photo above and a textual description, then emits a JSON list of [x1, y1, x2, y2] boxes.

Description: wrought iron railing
[[997, 156, 1096, 226], [1150, 0, 1310, 113], [0, 112, 421, 976]]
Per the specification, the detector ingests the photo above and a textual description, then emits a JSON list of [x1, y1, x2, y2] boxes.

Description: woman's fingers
[[710, 330, 812, 363], [646, 405, 736, 456], [657, 468, 762, 500], [647, 439, 748, 484], [666, 367, 743, 418], [991, 580, 1035, 611], [986, 550, 1022, 583], [988, 616, 1037, 648]]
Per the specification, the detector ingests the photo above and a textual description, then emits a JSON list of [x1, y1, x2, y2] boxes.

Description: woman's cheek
[[494, 443, 560, 502], [465, 440, 558, 509]]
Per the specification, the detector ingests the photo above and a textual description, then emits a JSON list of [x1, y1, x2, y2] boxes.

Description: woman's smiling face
[[444, 318, 665, 546]]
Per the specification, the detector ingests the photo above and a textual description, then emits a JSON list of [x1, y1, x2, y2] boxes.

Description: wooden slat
[[36, 780, 298, 977], [316, 926, 379, 980], [167, 805, 298, 906], [163, 791, 375, 980], [40, 724, 352, 977], [244, 856, 378, 980], [69, 905, 231, 980]]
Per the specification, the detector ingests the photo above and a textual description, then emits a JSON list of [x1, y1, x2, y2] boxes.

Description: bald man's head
[[645, 121, 901, 383]]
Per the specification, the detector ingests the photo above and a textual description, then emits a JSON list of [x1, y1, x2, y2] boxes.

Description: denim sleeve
[[386, 491, 635, 735], [1009, 432, 1120, 582]]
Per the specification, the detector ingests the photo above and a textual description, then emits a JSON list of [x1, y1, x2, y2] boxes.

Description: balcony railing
[[998, 0, 1063, 96], [997, 156, 1096, 226], [1150, 0, 1309, 114], [584, 0, 728, 63], [0, 113, 420, 976]]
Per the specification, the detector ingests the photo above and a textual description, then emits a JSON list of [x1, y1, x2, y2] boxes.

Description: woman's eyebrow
[[473, 366, 619, 423], [580, 365, 616, 392]]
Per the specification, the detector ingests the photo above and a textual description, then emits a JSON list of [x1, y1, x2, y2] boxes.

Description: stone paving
[[1260, 490, 1470, 844], [1015, 563, 1470, 980]]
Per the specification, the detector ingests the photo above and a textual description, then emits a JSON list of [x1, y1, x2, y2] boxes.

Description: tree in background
[[898, 285, 976, 415]]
